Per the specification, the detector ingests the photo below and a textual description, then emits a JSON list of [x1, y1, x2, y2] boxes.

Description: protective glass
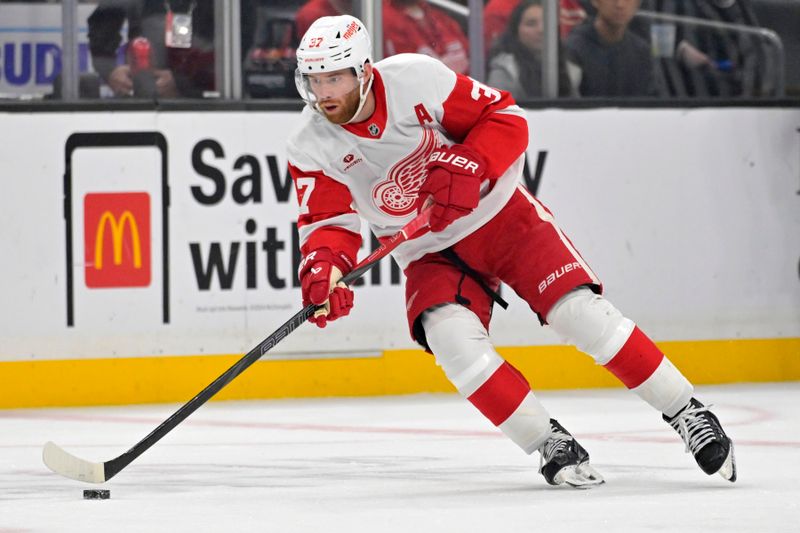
[[295, 69, 360, 105]]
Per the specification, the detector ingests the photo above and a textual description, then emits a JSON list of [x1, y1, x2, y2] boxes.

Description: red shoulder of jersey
[[441, 73, 528, 180]]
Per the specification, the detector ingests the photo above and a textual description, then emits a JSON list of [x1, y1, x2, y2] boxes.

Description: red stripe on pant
[[467, 361, 531, 426], [603, 326, 664, 388]]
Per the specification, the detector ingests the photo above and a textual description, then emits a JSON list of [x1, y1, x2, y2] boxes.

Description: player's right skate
[[664, 398, 737, 482], [538, 419, 604, 488]]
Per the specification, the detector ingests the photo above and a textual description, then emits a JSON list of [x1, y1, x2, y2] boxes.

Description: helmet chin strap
[[343, 72, 374, 125]]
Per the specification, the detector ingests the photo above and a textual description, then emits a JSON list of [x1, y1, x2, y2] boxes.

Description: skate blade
[[554, 463, 605, 488], [717, 443, 737, 482]]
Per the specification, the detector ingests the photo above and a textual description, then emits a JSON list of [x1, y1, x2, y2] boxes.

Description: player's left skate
[[664, 398, 737, 482], [538, 419, 604, 488]]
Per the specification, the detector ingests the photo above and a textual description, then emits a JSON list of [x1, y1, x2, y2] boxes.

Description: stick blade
[[43, 441, 106, 484]]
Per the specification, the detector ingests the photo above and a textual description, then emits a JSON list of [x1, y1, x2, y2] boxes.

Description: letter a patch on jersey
[[414, 103, 433, 125]]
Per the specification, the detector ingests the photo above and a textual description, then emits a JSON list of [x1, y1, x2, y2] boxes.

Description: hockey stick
[[43, 209, 432, 484]]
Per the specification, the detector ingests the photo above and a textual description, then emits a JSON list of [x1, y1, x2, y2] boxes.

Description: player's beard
[[320, 85, 361, 125]]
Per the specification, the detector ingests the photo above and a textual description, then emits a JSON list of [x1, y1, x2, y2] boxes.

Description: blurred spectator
[[657, 0, 770, 96], [750, 0, 800, 95], [565, 0, 662, 96], [487, 0, 576, 99], [294, 0, 469, 74], [561, 0, 591, 37], [383, 0, 470, 74], [88, 0, 216, 98], [295, 0, 352, 37], [484, 0, 588, 52]]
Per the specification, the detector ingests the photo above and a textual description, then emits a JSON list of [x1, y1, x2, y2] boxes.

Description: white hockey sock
[[547, 288, 693, 417], [423, 304, 551, 453]]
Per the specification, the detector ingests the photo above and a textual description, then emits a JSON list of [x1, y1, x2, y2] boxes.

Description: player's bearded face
[[307, 71, 362, 124]]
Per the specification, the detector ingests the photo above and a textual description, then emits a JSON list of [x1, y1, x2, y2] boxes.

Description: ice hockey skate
[[538, 419, 604, 488], [664, 398, 737, 482]]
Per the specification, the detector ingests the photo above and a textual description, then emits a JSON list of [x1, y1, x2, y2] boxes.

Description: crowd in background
[[8, 0, 792, 100], [256, 0, 788, 100]]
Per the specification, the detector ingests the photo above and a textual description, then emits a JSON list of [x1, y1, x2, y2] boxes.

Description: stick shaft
[[341, 209, 430, 285], [101, 210, 430, 481]]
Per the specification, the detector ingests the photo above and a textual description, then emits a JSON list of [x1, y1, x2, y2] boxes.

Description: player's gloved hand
[[298, 248, 355, 328], [416, 144, 487, 232]]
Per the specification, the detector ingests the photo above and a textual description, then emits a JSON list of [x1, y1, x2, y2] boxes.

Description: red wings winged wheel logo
[[372, 128, 440, 217]]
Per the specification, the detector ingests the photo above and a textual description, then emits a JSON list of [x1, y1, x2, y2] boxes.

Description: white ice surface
[[2, 383, 799, 532]]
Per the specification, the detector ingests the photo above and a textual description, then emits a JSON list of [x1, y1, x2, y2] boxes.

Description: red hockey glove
[[298, 248, 355, 328], [415, 144, 487, 232]]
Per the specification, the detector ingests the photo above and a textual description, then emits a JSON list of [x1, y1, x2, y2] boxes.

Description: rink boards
[[0, 106, 798, 407]]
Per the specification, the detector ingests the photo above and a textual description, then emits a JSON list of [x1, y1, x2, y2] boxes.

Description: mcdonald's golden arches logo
[[84, 192, 151, 288]]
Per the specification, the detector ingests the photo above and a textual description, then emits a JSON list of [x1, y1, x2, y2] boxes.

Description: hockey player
[[286, 15, 736, 487]]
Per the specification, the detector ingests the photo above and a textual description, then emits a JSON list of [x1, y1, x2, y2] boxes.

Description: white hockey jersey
[[286, 53, 528, 270]]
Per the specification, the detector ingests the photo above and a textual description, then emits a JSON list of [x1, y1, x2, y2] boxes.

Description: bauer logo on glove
[[428, 151, 481, 174], [416, 144, 488, 232]]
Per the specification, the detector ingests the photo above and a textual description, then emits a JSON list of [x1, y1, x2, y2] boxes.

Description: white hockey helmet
[[295, 15, 374, 122]]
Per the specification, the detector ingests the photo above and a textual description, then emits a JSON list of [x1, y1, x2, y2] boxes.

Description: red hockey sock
[[466, 361, 531, 425], [603, 326, 664, 389]]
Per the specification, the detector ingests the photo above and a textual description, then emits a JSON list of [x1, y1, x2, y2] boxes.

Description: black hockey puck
[[83, 489, 110, 500]]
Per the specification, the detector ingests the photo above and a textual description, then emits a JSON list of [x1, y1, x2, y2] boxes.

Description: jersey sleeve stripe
[[494, 105, 525, 116], [298, 213, 362, 247]]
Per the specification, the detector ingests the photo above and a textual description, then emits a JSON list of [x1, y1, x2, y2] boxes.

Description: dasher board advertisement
[[64, 132, 170, 329], [0, 107, 797, 363]]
